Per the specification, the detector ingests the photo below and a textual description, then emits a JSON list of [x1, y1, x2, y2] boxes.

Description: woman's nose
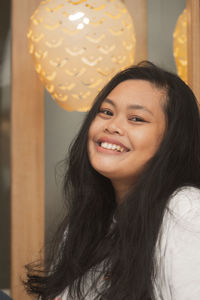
[[104, 118, 124, 135]]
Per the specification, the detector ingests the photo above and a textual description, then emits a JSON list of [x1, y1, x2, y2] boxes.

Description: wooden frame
[[187, 0, 200, 103], [11, 1, 44, 299]]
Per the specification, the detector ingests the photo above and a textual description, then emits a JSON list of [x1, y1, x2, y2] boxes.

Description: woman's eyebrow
[[104, 98, 153, 115], [127, 104, 154, 115], [104, 98, 115, 106]]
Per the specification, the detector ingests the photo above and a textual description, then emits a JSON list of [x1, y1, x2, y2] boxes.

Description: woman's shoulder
[[167, 186, 200, 219], [158, 186, 200, 237], [155, 186, 200, 300], [157, 186, 200, 261], [157, 186, 200, 249]]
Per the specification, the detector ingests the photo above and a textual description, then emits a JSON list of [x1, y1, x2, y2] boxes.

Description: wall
[[45, 94, 86, 240], [147, 0, 186, 71]]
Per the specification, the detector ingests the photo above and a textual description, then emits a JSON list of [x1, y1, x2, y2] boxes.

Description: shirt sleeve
[[155, 187, 200, 300]]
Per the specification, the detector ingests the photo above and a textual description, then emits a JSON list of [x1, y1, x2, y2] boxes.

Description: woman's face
[[88, 80, 166, 201]]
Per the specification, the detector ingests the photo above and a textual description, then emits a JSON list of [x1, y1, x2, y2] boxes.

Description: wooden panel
[[125, 0, 147, 63], [187, 0, 200, 103], [11, 0, 44, 299]]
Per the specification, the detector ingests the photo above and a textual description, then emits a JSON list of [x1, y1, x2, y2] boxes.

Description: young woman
[[25, 62, 200, 300]]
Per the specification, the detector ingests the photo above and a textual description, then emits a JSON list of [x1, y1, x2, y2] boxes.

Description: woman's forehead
[[104, 79, 167, 110]]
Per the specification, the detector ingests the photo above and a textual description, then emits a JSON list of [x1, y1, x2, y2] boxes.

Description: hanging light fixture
[[173, 8, 187, 84], [27, 0, 136, 112]]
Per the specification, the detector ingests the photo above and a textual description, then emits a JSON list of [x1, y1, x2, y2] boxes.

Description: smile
[[99, 142, 127, 152]]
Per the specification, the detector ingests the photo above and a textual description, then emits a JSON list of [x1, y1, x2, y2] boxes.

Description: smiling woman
[[25, 62, 200, 300], [88, 80, 166, 202]]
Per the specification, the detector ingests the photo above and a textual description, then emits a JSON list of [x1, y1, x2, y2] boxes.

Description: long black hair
[[25, 62, 200, 299]]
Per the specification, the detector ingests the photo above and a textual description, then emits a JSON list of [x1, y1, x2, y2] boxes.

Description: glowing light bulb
[[69, 12, 85, 21], [77, 23, 84, 30], [83, 17, 90, 24]]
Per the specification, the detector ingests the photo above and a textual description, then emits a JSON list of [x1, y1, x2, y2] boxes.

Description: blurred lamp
[[173, 8, 187, 83], [27, 0, 136, 111]]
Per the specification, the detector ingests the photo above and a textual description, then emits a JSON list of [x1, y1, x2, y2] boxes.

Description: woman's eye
[[99, 109, 113, 116], [130, 116, 145, 122]]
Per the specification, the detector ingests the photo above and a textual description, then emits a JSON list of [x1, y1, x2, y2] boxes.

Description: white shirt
[[55, 186, 200, 300], [154, 186, 200, 300]]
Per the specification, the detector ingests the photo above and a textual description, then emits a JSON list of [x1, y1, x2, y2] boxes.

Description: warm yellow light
[[173, 8, 187, 83], [28, 0, 136, 111]]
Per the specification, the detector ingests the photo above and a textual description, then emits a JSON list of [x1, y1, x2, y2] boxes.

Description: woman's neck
[[112, 179, 135, 204]]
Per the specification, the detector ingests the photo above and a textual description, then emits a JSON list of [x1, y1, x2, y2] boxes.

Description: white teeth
[[100, 142, 125, 152]]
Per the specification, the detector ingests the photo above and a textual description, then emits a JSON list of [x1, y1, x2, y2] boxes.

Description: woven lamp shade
[[27, 0, 136, 111], [173, 8, 187, 84]]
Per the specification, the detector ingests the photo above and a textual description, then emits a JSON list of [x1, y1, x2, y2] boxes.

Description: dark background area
[[0, 0, 11, 289]]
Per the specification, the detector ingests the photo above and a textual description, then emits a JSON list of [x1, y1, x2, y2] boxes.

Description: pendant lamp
[[173, 8, 187, 83], [27, 0, 136, 111]]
